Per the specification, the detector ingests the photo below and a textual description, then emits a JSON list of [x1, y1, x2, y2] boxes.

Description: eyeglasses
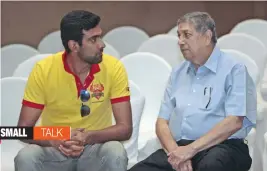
[[80, 90, 91, 117]]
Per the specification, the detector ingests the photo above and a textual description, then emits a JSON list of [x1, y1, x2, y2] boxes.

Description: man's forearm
[[189, 116, 243, 153], [20, 139, 51, 147], [85, 124, 132, 144], [156, 119, 178, 153]]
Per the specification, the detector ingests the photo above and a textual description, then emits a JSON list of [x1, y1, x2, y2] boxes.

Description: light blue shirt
[[158, 46, 257, 141]]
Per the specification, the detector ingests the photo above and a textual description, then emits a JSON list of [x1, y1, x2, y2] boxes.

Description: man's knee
[[14, 144, 44, 166], [197, 160, 225, 171], [99, 141, 128, 167]]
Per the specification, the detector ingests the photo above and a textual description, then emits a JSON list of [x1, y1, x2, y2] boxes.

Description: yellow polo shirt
[[22, 51, 130, 130]]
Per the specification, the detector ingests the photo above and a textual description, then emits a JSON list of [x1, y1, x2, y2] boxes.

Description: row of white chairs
[[2, 19, 267, 78], [2, 33, 266, 80], [3, 32, 267, 94]]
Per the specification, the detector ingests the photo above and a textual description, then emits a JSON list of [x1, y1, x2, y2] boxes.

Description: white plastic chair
[[1, 77, 27, 126], [12, 54, 52, 78], [103, 26, 150, 57], [221, 49, 260, 85], [218, 33, 267, 81], [112, 80, 145, 169], [221, 48, 265, 171], [1, 77, 28, 171], [1, 44, 39, 78], [38, 30, 65, 54], [167, 25, 178, 36], [120, 52, 172, 154], [103, 42, 120, 59], [137, 34, 184, 68], [263, 132, 267, 171], [231, 19, 267, 49]]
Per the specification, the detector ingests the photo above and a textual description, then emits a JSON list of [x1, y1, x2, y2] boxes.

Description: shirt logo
[[90, 82, 104, 100]]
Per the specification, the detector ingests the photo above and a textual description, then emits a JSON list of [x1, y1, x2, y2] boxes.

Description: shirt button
[[188, 104, 191, 106], [184, 118, 187, 121], [197, 77, 199, 80], [193, 89, 196, 92]]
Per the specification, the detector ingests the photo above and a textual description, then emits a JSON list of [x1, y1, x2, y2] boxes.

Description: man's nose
[[178, 38, 185, 46], [98, 38, 106, 49]]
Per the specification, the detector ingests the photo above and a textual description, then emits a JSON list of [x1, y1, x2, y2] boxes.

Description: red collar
[[62, 51, 100, 76]]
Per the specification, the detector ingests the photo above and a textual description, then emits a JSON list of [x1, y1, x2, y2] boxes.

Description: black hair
[[60, 10, 101, 53]]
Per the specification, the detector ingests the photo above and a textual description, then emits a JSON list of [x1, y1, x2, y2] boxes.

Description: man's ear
[[204, 30, 213, 46], [68, 40, 79, 53]]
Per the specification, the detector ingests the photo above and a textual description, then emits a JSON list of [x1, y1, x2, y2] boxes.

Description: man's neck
[[193, 45, 215, 70], [67, 53, 91, 75]]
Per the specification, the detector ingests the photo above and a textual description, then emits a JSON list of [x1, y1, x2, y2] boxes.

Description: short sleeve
[[224, 64, 257, 124], [110, 61, 130, 104], [158, 74, 176, 121], [22, 63, 45, 109]]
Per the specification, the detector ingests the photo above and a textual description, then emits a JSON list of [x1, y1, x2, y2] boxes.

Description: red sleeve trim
[[22, 99, 45, 110], [111, 96, 130, 104]]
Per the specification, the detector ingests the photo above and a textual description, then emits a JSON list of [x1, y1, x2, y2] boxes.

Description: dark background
[[2, 1, 267, 48]]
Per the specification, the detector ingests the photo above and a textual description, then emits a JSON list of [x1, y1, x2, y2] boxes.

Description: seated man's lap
[[195, 139, 251, 171], [129, 139, 251, 171], [14, 144, 73, 171], [15, 141, 128, 171]]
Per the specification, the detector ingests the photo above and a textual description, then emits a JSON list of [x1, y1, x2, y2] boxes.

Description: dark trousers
[[128, 139, 252, 171]]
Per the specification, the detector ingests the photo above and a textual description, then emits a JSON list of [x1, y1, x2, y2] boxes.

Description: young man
[[129, 11, 256, 171], [15, 10, 132, 171]]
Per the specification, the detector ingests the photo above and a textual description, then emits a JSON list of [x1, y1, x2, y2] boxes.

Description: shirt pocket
[[198, 86, 225, 115]]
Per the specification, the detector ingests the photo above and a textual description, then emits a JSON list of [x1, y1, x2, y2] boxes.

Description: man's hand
[[167, 145, 196, 169], [58, 140, 84, 157], [49, 128, 86, 157], [71, 128, 87, 145], [49, 140, 64, 149], [169, 160, 193, 171]]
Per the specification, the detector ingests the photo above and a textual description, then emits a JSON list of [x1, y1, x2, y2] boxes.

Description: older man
[[129, 12, 256, 171]]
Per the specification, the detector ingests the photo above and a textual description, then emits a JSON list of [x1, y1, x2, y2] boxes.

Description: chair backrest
[[167, 25, 178, 36], [263, 132, 267, 171], [231, 19, 267, 49], [137, 34, 184, 67], [12, 54, 52, 78], [103, 42, 120, 59], [221, 49, 260, 85], [38, 30, 65, 53], [103, 26, 150, 57], [1, 77, 27, 126], [218, 33, 267, 80], [112, 80, 145, 163], [1, 44, 39, 78], [120, 52, 172, 133]]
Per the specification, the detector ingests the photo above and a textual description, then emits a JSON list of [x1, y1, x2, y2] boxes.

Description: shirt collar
[[187, 46, 221, 74], [203, 46, 221, 73], [62, 51, 100, 75]]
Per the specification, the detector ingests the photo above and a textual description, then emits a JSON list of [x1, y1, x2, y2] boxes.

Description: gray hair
[[177, 11, 217, 44]]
